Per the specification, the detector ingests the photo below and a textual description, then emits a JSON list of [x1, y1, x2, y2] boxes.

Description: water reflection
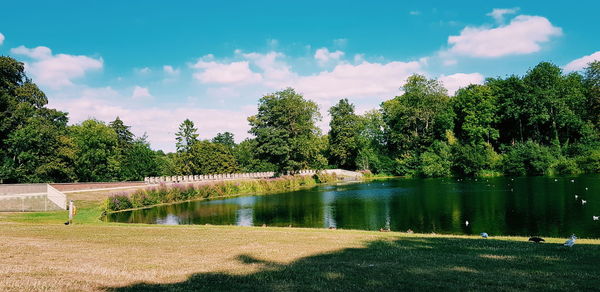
[[107, 175, 600, 238]]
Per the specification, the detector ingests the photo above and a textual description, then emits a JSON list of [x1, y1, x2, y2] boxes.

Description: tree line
[[1, 55, 599, 183]]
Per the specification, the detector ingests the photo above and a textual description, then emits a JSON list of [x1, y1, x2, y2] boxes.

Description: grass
[[1, 188, 600, 291]]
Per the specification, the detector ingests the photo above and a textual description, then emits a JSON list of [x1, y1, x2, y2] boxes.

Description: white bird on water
[[571, 179, 575, 183], [575, 195, 579, 199], [465, 220, 469, 226], [593, 216, 599, 221], [564, 234, 577, 247], [582, 200, 587, 205], [480, 232, 488, 238]]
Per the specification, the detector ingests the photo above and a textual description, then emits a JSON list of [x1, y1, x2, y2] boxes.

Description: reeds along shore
[[104, 173, 339, 212]]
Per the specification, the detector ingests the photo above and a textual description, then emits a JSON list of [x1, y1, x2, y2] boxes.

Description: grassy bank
[[1, 220, 600, 291], [104, 175, 328, 212]]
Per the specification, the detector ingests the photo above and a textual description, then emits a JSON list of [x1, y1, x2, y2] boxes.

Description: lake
[[106, 175, 600, 238]]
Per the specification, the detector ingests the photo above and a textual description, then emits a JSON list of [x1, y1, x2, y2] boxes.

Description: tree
[[234, 139, 277, 172], [188, 141, 238, 174], [583, 61, 600, 129], [248, 88, 324, 174], [70, 119, 120, 182], [212, 132, 236, 148], [120, 136, 161, 181], [109, 117, 134, 149], [175, 119, 198, 153], [382, 74, 453, 155], [328, 99, 360, 169], [0, 56, 75, 183], [452, 84, 498, 145]]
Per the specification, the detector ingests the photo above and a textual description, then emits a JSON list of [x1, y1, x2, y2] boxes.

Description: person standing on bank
[[65, 200, 76, 225]]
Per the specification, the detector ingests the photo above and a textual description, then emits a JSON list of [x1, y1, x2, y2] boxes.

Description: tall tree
[[382, 74, 453, 155], [583, 61, 600, 129], [175, 119, 199, 153], [0, 56, 75, 183], [109, 117, 134, 149], [70, 119, 120, 182], [452, 84, 498, 145], [328, 99, 360, 169], [120, 136, 161, 181], [248, 88, 324, 174], [212, 132, 236, 148]]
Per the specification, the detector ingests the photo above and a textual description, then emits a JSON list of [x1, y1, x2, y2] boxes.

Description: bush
[[452, 143, 499, 177], [419, 141, 452, 177], [577, 149, 600, 173], [502, 141, 554, 176], [550, 157, 581, 175], [314, 172, 338, 183]]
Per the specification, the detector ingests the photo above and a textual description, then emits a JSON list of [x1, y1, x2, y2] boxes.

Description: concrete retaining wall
[[144, 170, 320, 184], [0, 184, 67, 212]]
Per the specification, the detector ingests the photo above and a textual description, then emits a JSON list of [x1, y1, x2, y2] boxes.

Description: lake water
[[106, 175, 600, 238]]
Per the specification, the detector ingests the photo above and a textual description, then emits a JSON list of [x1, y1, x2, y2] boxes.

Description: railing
[[144, 170, 319, 184]]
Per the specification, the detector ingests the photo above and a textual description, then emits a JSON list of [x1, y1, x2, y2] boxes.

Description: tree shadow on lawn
[[105, 237, 600, 291]]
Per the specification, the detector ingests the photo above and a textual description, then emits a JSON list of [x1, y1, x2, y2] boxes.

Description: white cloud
[[242, 51, 295, 86], [314, 48, 345, 66], [438, 73, 485, 95], [0, 33, 5, 45], [563, 51, 600, 72], [10, 45, 103, 89], [487, 8, 519, 23], [293, 60, 422, 101], [163, 65, 180, 75], [409, 11, 421, 16], [192, 56, 262, 85], [131, 86, 152, 99], [447, 15, 562, 58]]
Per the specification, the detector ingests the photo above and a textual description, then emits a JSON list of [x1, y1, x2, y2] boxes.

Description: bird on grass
[[593, 216, 599, 221], [480, 232, 489, 239], [406, 229, 414, 234], [64, 221, 70, 225], [564, 234, 577, 247], [528, 237, 545, 243], [328, 226, 337, 230], [379, 228, 390, 232]]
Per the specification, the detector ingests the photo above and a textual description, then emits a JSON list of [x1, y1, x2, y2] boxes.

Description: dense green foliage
[[1, 55, 599, 183], [249, 88, 326, 174]]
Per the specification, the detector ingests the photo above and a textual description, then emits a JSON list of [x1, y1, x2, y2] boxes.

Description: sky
[[1, 1, 599, 152]]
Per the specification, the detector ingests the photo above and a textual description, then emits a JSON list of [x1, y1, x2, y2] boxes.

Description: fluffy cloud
[[438, 73, 485, 95], [131, 86, 152, 99], [293, 60, 422, 101], [314, 48, 345, 66], [563, 51, 600, 72], [486, 8, 519, 23], [10, 45, 103, 89], [447, 15, 562, 58], [0, 33, 5, 45], [192, 56, 262, 84]]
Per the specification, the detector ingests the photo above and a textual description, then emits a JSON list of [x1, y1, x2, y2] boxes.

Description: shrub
[[419, 141, 452, 177], [550, 157, 582, 175], [502, 141, 554, 176], [106, 193, 133, 211]]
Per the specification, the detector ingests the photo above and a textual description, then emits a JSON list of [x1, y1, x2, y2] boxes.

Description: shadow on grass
[[104, 237, 600, 291]]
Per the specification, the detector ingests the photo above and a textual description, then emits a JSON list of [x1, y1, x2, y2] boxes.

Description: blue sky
[[1, 1, 599, 152]]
